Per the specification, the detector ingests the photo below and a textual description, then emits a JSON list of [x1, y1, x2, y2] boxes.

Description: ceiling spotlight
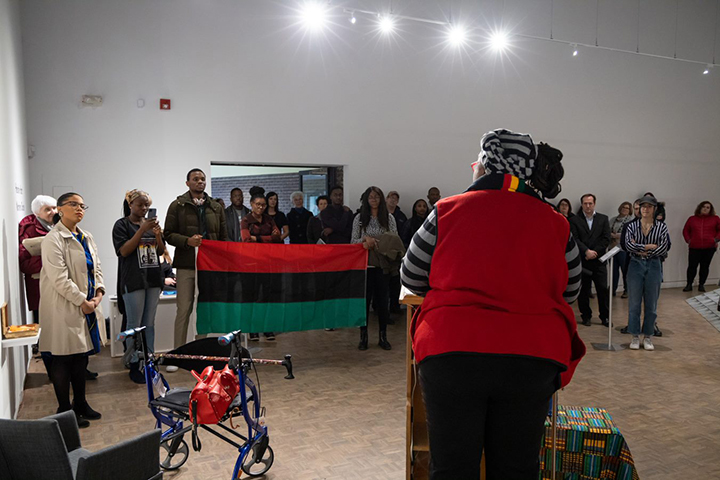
[[300, 2, 327, 31], [379, 15, 395, 34], [349, 12, 356, 24], [571, 44, 578, 57], [448, 26, 467, 47], [703, 64, 712, 75], [489, 30, 509, 52]]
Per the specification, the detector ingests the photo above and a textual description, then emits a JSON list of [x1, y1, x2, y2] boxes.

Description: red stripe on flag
[[196, 240, 369, 274]]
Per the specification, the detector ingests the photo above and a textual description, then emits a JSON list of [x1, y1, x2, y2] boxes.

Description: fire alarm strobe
[[160, 99, 171, 110]]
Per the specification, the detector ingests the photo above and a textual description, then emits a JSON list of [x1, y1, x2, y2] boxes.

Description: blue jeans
[[612, 250, 628, 294], [627, 257, 662, 337], [122, 287, 160, 364]]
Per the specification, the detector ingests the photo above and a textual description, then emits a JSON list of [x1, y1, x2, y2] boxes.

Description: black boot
[[73, 400, 102, 421], [654, 324, 663, 337], [699, 284, 706, 292], [683, 284, 693, 292], [358, 329, 368, 350], [128, 362, 146, 384], [59, 407, 90, 428], [378, 331, 391, 350]]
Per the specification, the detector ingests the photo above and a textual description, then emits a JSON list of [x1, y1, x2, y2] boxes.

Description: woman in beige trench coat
[[39, 192, 106, 428]]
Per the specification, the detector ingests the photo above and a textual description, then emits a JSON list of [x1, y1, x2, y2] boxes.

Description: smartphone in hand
[[147, 208, 157, 219]]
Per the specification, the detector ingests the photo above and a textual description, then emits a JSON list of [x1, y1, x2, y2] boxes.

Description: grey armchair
[[0, 411, 162, 480]]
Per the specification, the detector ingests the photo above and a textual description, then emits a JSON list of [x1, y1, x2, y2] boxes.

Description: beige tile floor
[[17, 288, 720, 479]]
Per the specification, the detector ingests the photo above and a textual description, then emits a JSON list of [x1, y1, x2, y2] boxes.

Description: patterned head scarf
[[478, 129, 537, 180], [125, 189, 152, 206]]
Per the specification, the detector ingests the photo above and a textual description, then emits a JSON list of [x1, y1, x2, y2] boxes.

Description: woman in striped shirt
[[622, 195, 670, 351]]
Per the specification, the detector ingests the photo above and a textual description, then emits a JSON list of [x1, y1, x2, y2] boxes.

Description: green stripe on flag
[[196, 298, 367, 334]]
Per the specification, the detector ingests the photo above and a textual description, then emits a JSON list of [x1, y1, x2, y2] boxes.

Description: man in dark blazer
[[225, 188, 250, 242], [570, 194, 611, 326]]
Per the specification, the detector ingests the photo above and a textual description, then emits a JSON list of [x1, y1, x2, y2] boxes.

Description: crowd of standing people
[[17, 156, 720, 432], [17, 168, 445, 427], [553, 192, 718, 351]]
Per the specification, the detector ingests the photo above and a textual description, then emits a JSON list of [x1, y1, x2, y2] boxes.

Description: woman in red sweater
[[401, 129, 585, 480], [19, 195, 57, 321], [682, 201, 720, 292]]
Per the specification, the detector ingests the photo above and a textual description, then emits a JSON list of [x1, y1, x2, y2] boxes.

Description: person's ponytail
[[531, 143, 564, 199], [52, 212, 61, 225], [123, 199, 131, 217]]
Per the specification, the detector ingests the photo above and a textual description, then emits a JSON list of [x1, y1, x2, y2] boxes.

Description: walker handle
[[117, 326, 146, 342], [218, 330, 242, 346]]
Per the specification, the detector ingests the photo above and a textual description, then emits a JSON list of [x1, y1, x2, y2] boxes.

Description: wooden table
[[401, 294, 428, 480]]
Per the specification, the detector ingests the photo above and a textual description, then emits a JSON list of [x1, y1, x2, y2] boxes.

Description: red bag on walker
[[189, 365, 240, 425]]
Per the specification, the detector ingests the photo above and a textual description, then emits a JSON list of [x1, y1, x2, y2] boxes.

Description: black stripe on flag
[[198, 270, 366, 304]]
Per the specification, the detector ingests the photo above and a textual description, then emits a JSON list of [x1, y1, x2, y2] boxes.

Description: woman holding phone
[[112, 190, 165, 383]]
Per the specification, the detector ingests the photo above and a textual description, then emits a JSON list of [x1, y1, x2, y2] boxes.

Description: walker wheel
[[160, 437, 189, 470], [240, 445, 274, 477]]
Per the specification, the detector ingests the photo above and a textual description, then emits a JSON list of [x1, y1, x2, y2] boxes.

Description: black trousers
[[50, 354, 88, 412], [419, 355, 560, 480], [687, 248, 715, 286], [363, 267, 390, 333], [389, 274, 401, 311], [578, 260, 609, 321]]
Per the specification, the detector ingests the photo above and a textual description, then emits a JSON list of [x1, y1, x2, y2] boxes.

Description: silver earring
[[58, 211, 63, 217]]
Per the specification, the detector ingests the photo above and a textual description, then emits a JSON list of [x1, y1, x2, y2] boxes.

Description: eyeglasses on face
[[60, 202, 89, 210]]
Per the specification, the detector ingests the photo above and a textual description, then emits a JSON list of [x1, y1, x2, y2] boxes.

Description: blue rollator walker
[[118, 327, 294, 479]]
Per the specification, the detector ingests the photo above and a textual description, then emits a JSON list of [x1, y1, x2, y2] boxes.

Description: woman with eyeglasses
[[351, 186, 398, 351], [112, 189, 165, 383], [241, 193, 281, 341], [39, 193, 106, 429], [555, 198, 574, 220]]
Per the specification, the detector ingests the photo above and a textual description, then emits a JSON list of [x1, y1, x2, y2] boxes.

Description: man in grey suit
[[570, 194, 611, 327]]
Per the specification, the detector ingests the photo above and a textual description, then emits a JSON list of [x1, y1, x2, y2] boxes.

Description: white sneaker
[[165, 365, 179, 372], [643, 337, 655, 351], [629, 336, 640, 350]]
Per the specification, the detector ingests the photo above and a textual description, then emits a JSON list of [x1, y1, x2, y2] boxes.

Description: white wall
[[0, 0, 31, 419], [19, 0, 720, 302]]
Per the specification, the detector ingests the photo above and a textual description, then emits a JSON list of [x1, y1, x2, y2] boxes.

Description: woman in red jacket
[[682, 201, 720, 292], [19, 195, 57, 321], [401, 129, 585, 480]]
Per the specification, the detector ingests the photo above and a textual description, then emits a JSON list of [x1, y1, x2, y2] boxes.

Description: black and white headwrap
[[479, 129, 537, 180]]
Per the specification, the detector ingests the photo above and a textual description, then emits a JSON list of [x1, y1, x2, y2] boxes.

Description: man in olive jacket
[[164, 168, 228, 347]]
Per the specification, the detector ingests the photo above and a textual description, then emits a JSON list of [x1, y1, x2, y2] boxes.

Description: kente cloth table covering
[[539, 406, 639, 480]]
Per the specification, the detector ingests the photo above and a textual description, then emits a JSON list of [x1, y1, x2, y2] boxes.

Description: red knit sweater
[[412, 183, 585, 388]]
